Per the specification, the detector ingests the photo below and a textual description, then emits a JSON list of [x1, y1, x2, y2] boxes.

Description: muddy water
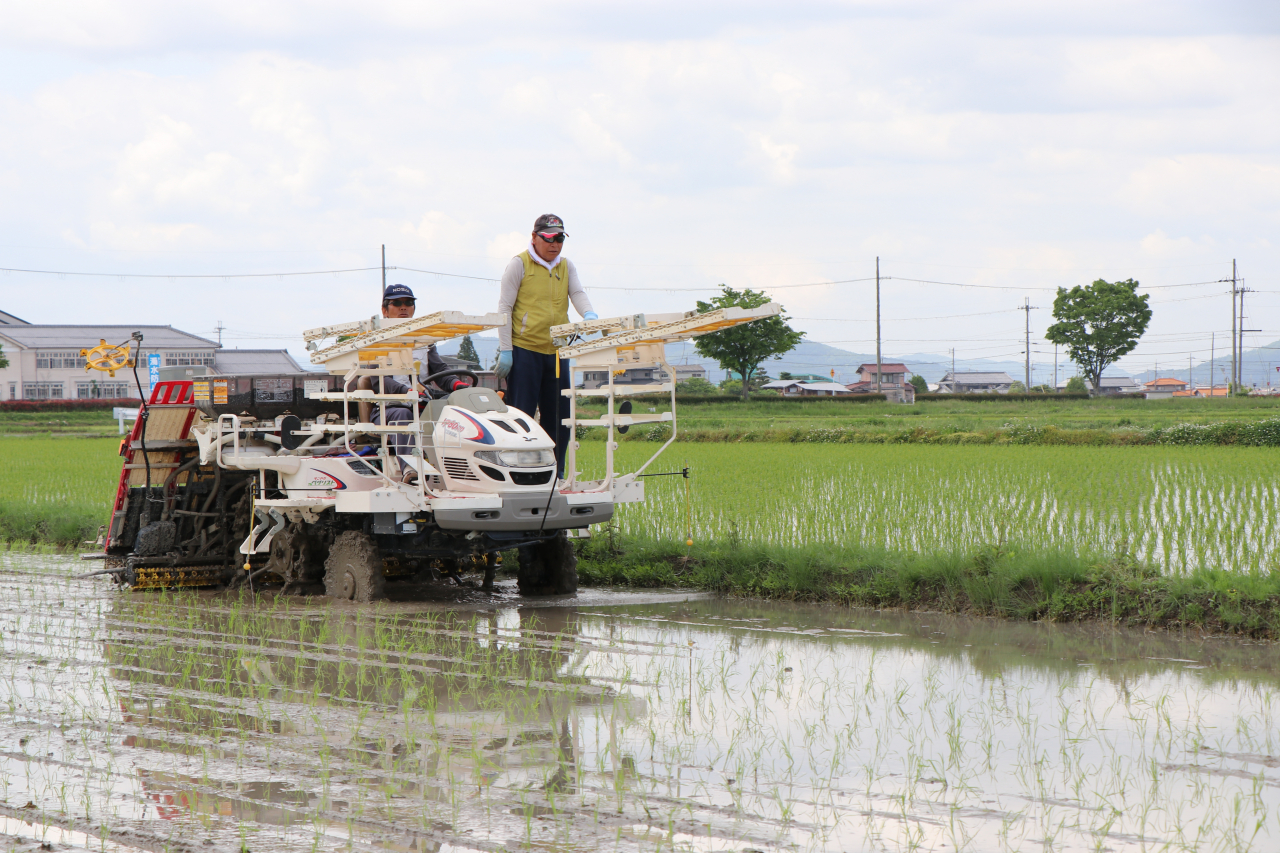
[[2, 554, 1279, 852]]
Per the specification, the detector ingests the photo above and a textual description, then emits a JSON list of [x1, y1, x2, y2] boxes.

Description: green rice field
[[584, 443, 1280, 575], [0, 437, 121, 544], [3, 438, 1279, 580]]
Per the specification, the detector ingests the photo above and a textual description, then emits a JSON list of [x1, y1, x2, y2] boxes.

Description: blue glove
[[583, 312, 598, 321], [495, 350, 513, 379]]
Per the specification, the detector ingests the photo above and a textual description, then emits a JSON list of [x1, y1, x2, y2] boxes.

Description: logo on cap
[[383, 283, 415, 300], [533, 213, 565, 232]]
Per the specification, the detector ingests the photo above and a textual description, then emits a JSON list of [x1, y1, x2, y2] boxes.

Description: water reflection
[[3, 552, 1280, 852], [104, 598, 643, 850]]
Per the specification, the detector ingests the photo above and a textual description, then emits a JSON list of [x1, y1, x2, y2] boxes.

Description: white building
[[1055, 376, 1142, 395], [0, 319, 305, 401], [580, 363, 707, 389], [936, 371, 1015, 394], [760, 380, 853, 396]]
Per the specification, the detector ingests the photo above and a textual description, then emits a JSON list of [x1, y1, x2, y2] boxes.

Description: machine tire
[[516, 531, 578, 596], [324, 530, 385, 602]]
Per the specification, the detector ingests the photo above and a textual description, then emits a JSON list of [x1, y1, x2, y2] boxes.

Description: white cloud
[[0, 0, 1274, 377]]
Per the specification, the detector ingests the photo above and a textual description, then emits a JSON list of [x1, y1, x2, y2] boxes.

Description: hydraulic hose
[[127, 334, 161, 523]]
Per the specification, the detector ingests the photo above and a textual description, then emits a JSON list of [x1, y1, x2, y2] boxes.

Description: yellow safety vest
[[511, 251, 570, 355]]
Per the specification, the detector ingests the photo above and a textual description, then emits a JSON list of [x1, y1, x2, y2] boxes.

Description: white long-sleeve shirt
[[496, 245, 594, 351]]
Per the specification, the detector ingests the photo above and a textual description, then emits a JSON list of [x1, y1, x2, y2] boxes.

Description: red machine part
[[105, 381, 196, 551]]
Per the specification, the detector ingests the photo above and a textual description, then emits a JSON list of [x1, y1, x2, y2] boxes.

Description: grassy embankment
[[0, 407, 135, 438], [576, 393, 1280, 445], [5, 394, 1280, 441], [578, 539, 1280, 638]]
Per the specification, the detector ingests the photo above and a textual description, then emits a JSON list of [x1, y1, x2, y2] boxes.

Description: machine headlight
[[475, 449, 555, 468]]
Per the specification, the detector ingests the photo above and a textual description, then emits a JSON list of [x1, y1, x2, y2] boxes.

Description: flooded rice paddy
[[3, 552, 1280, 852]]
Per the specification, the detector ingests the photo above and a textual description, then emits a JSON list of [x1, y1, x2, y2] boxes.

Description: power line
[[0, 265, 383, 280]]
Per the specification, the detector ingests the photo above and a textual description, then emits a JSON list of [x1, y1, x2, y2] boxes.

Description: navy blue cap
[[383, 283, 415, 301]]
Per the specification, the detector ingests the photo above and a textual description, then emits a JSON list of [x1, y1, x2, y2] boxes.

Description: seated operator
[[494, 214, 598, 478], [356, 284, 472, 479]]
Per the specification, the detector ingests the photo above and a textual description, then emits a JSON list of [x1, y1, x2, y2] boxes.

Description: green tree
[[456, 335, 480, 366], [908, 374, 927, 394], [676, 377, 717, 395], [778, 371, 793, 380], [1065, 376, 1087, 394], [1044, 279, 1152, 395], [1008, 380, 1027, 393], [0, 342, 8, 369], [694, 286, 803, 401]]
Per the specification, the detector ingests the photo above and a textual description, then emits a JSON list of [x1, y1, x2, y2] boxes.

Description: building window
[[35, 351, 87, 369], [76, 381, 134, 399], [165, 351, 216, 367], [8, 382, 14, 400], [23, 382, 64, 400]]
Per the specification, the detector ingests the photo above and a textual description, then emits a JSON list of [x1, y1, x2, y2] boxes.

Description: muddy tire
[[324, 531, 385, 602], [516, 531, 578, 596]]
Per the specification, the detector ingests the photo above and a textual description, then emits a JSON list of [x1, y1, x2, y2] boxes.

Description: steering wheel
[[421, 367, 480, 393]]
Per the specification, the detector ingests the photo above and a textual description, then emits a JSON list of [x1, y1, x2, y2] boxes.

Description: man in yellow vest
[[494, 214, 598, 476]]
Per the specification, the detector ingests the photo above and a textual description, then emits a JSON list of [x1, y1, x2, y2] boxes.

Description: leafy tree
[[778, 371, 793, 380], [676, 377, 717, 395], [0, 343, 7, 369], [456, 334, 480, 366], [908, 374, 928, 394], [1044, 279, 1152, 395], [1008, 380, 1027, 393], [1065, 376, 1087, 394], [694, 286, 802, 401], [1031, 384, 1053, 393]]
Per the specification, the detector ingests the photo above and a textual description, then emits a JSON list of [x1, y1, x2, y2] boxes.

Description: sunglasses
[[536, 231, 566, 243], [385, 298, 415, 307]]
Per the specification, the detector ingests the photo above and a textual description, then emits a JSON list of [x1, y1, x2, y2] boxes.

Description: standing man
[[494, 214, 598, 477], [357, 284, 471, 479]]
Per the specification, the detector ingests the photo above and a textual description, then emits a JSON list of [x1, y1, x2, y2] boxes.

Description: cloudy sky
[[2, 1, 1277, 380]]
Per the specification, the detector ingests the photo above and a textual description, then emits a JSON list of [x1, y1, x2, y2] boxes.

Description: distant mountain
[[1131, 339, 1280, 390], [441, 334, 1097, 386]]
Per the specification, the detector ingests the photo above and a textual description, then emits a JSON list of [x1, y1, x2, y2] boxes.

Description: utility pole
[[1230, 259, 1237, 392], [1210, 333, 1216, 393], [381, 244, 387, 298], [1189, 354, 1194, 391], [875, 257, 882, 393], [214, 320, 224, 347], [1018, 298, 1038, 389], [950, 348, 955, 392], [1053, 343, 1058, 391]]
